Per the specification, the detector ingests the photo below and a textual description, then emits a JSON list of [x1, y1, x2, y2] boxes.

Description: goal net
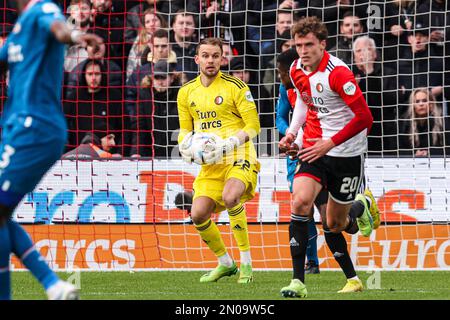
[[1, 0, 449, 271]]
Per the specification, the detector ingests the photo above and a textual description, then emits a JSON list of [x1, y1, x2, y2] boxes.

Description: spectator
[[329, 11, 364, 66], [416, 0, 449, 103], [229, 57, 250, 83], [127, 59, 180, 158], [384, 0, 417, 64], [141, 29, 178, 68], [399, 21, 445, 102], [247, 2, 298, 55], [62, 133, 119, 160], [308, 0, 366, 50], [89, 0, 125, 69], [266, 30, 294, 100], [186, 0, 248, 55], [270, 30, 294, 99], [276, 9, 294, 35], [220, 41, 234, 71], [277, 30, 294, 53], [65, 42, 122, 104], [262, 10, 295, 94], [126, 9, 168, 81], [64, 0, 92, 72], [352, 36, 399, 155], [64, 59, 123, 153], [280, 0, 301, 10], [257, 9, 294, 57], [399, 88, 449, 156], [417, 0, 446, 53], [112, 1, 141, 13], [150, 0, 187, 15], [170, 10, 198, 81], [125, 0, 184, 47], [67, 0, 92, 32]]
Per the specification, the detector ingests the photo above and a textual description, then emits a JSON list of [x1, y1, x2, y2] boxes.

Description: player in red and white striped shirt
[[279, 17, 380, 298]]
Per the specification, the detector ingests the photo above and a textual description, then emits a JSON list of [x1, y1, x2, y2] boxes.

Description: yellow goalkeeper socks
[[228, 204, 251, 253], [195, 218, 227, 257]]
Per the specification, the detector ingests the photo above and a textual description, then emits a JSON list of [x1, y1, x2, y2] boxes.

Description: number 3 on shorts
[[340, 176, 359, 194]]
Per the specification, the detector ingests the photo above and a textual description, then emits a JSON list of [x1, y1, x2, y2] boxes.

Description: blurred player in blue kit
[[0, 0, 102, 300]]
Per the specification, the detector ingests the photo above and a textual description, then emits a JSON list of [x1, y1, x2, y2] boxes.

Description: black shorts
[[294, 154, 365, 204], [314, 187, 329, 208]]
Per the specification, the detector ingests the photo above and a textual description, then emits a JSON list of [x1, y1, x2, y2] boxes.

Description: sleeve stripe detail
[[181, 78, 197, 88], [221, 74, 245, 89], [232, 112, 242, 118], [220, 75, 244, 89], [326, 61, 335, 73], [221, 74, 246, 88]]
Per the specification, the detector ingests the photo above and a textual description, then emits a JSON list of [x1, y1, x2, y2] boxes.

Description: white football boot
[[46, 280, 80, 300]]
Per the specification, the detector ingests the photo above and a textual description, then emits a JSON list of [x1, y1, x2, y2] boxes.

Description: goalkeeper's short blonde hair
[[196, 37, 223, 55]]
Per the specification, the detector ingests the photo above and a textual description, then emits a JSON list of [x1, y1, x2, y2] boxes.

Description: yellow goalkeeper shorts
[[193, 160, 260, 213]]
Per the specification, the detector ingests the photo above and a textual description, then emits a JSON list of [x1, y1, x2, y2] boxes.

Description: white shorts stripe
[[329, 192, 354, 205]]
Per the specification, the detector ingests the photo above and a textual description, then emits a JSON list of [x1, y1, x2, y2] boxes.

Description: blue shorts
[[0, 114, 67, 208]]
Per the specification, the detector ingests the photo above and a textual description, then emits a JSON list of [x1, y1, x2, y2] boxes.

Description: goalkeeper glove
[[179, 131, 194, 163], [203, 136, 240, 165]]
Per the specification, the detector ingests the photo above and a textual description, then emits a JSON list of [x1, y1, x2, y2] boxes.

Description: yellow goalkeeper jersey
[[177, 71, 261, 164]]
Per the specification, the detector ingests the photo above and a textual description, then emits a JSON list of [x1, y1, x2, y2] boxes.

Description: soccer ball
[[190, 132, 221, 165]]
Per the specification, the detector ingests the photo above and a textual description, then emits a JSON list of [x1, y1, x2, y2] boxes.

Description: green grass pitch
[[11, 271, 450, 300]]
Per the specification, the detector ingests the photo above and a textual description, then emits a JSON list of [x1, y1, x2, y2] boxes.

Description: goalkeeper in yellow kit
[[177, 37, 261, 284]]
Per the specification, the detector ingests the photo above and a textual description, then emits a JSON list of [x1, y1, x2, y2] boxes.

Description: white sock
[[46, 280, 66, 299], [349, 276, 359, 281], [218, 252, 234, 267], [46, 280, 62, 293], [240, 250, 252, 265]]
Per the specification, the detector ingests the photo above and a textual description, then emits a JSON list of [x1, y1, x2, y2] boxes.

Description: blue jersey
[[0, 0, 66, 131], [275, 84, 297, 192], [275, 84, 291, 137]]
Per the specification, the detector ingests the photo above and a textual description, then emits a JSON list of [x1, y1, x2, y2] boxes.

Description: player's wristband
[[70, 30, 82, 44], [294, 130, 303, 149]]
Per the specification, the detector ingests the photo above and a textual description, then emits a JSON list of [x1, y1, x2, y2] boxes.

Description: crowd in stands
[[1, 0, 450, 158]]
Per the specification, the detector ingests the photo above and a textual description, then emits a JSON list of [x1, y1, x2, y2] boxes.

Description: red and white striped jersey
[[288, 51, 368, 157], [287, 88, 297, 108]]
